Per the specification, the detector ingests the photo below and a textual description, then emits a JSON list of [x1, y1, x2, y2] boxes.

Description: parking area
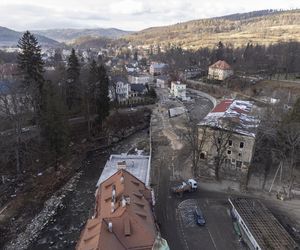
[[176, 197, 247, 250]]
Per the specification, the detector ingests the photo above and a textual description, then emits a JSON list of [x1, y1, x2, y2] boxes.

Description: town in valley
[[0, 2, 300, 250]]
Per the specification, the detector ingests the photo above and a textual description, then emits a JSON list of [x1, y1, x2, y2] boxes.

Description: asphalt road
[[153, 88, 245, 250]]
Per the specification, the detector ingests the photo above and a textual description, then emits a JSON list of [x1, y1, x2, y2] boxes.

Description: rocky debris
[[4, 172, 82, 250]]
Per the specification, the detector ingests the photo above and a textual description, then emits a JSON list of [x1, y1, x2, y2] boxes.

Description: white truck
[[171, 179, 198, 197]]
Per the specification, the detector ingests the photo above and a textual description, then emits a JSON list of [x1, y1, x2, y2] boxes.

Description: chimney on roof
[[117, 161, 127, 170], [108, 222, 113, 233]]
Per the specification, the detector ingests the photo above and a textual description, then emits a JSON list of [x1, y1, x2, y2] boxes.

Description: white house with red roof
[[208, 60, 233, 80]]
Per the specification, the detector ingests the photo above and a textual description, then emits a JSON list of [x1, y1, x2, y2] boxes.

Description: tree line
[[151, 40, 300, 79], [0, 31, 110, 175]]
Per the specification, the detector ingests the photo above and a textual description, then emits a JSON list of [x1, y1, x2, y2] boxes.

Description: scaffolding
[[229, 198, 298, 250]]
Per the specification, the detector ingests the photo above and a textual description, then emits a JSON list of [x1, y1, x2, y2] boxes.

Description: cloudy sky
[[0, 0, 299, 31]]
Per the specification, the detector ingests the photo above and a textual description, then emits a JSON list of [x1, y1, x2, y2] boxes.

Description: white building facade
[[170, 81, 186, 100]]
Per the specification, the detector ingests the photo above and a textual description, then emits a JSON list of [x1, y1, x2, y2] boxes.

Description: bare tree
[[210, 121, 234, 181], [277, 122, 300, 198], [0, 83, 31, 174], [183, 119, 208, 177]]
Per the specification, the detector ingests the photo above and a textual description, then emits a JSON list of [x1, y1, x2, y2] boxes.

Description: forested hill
[[126, 9, 300, 49], [33, 28, 133, 43], [0, 26, 60, 47]]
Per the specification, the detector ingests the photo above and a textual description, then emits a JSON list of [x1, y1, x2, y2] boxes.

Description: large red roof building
[[76, 168, 168, 250]]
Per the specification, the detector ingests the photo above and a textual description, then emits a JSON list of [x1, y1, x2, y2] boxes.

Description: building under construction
[[229, 198, 298, 250]]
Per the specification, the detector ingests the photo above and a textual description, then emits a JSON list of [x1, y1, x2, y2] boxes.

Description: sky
[[0, 0, 299, 31]]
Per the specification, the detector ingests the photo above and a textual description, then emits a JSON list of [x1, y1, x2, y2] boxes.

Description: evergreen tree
[[84, 59, 98, 137], [95, 65, 110, 126], [17, 31, 45, 124], [88, 59, 98, 101], [41, 81, 69, 169], [216, 41, 225, 61], [66, 48, 80, 110]]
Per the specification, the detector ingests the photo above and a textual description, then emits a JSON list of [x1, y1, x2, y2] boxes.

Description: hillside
[[126, 9, 300, 49], [0, 27, 60, 47], [71, 36, 112, 49], [33, 28, 133, 43]]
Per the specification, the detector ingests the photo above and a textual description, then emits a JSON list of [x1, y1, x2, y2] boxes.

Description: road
[[152, 88, 245, 250]]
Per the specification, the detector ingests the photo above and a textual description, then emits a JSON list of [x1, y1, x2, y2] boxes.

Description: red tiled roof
[[211, 99, 233, 113], [76, 169, 157, 250], [209, 60, 232, 70]]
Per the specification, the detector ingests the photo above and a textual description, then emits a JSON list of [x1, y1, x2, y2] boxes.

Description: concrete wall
[[198, 127, 255, 172]]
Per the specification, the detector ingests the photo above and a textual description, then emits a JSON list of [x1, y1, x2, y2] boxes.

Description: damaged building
[[198, 99, 260, 174]]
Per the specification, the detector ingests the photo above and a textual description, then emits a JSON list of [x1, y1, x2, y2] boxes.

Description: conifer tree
[[95, 65, 110, 126], [17, 31, 45, 124], [66, 48, 80, 110], [41, 81, 69, 169], [88, 59, 98, 103]]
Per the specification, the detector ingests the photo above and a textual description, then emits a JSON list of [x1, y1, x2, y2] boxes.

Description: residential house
[[111, 77, 131, 103], [156, 75, 168, 88], [182, 67, 204, 79], [198, 99, 260, 174], [208, 60, 233, 80], [149, 62, 168, 76], [130, 84, 148, 97], [128, 73, 152, 85], [76, 153, 169, 250], [170, 81, 186, 100]]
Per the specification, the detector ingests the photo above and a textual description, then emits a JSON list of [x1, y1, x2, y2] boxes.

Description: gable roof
[[199, 99, 260, 137], [209, 60, 232, 70], [131, 84, 146, 93], [76, 169, 157, 250], [111, 76, 128, 85]]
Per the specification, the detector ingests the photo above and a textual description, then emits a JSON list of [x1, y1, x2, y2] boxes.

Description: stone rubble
[[4, 172, 82, 250]]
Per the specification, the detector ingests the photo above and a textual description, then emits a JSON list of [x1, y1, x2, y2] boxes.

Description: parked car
[[194, 207, 206, 226]]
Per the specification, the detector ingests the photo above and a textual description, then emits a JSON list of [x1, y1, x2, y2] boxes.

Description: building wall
[[150, 64, 166, 76], [116, 81, 131, 101], [156, 79, 166, 88], [128, 75, 151, 84], [198, 127, 255, 172], [208, 68, 233, 80], [170, 82, 186, 99]]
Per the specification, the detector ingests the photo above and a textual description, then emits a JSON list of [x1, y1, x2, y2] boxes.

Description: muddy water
[[29, 130, 148, 250]]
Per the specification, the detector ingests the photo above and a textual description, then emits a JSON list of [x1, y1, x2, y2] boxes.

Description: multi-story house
[[149, 62, 168, 76], [198, 99, 260, 174], [208, 60, 233, 80], [170, 81, 186, 100]]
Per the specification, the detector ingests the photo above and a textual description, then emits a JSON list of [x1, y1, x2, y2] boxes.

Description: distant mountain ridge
[[126, 9, 300, 49], [0, 26, 60, 47], [33, 28, 133, 43]]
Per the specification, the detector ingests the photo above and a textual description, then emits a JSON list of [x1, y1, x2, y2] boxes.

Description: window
[[240, 142, 244, 148], [238, 153, 242, 157], [236, 161, 242, 169], [225, 158, 231, 168], [227, 150, 232, 155], [200, 152, 206, 159], [228, 140, 233, 147], [231, 159, 236, 165]]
